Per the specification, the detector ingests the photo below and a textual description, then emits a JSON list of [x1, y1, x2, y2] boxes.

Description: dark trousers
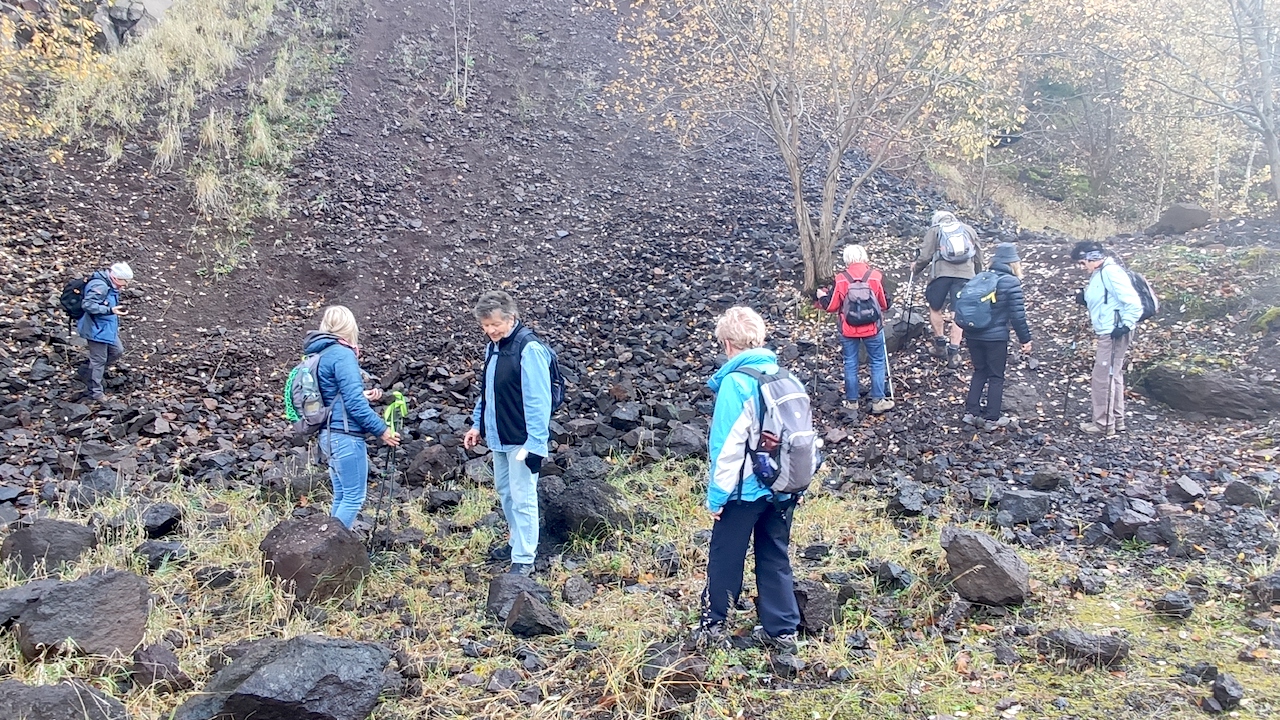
[[703, 498, 800, 637], [79, 340, 123, 397], [965, 337, 1007, 419]]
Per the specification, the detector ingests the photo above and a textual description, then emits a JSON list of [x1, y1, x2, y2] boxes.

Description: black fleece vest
[[484, 324, 533, 446]]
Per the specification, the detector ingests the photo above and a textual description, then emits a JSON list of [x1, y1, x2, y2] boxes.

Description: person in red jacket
[[816, 244, 894, 415]]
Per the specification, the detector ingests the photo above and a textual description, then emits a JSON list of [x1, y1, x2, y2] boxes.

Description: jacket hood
[[708, 347, 779, 392], [303, 331, 344, 355]]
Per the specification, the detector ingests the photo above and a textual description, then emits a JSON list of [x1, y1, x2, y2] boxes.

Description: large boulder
[[663, 423, 707, 460], [259, 513, 370, 602], [1144, 203, 1211, 235], [940, 526, 1030, 606], [0, 679, 129, 720], [1, 518, 98, 576], [14, 569, 150, 660], [171, 635, 390, 720], [883, 307, 928, 354], [538, 475, 635, 543], [1140, 365, 1278, 420], [407, 444, 461, 484], [0, 578, 60, 627]]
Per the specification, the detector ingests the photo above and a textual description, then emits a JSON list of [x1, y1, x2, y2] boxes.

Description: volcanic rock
[[639, 642, 709, 702], [259, 514, 370, 602], [887, 481, 925, 516], [1036, 628, 1130, 666], [14, 569, 150, 660], [131, 642, 194, 692], [663, 423, 707, 459], [504, 591, 568, 637], [1, 518, 98, 576], [0, 578, 59, 626], [996, 489, 1051, 526], [486, 573, 553, 621], [1167, 475, 1207, 503], [135, 540, 192, 571], [793, 579, 838, 634], [561, 574, 595, 607], [1140, 365, 1279, 420], [1250, 572, 1280, 605], [140, 502, 183, 538], [538, 474, 634, 543], [1151, 591, 1195, 620], [172, 635, 390, 720], [408, 444, 460, 484], [1145, 203, 1211, 235], [1211, 672, 1244, 711], [1221, 479, 1266, 507], [0, 679, 128, 720], [67, 467, 123, 509], [940, 526, 1030, 606]]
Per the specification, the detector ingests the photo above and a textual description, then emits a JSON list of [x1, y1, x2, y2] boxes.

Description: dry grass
[[3, 466, 1276, 717], [931, 160, 1134, 240]]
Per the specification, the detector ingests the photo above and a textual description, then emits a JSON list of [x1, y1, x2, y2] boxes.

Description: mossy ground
[[2, 459, 1276, 719]]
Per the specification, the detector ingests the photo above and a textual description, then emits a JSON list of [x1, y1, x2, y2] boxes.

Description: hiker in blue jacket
[[304, 305, 400, 528], [1072, 241, 1142, 435], [74, 261, 133, 402], [698, 306, 800, 653], [961, 243, 1032, 430], [463, 291, 552, 578]]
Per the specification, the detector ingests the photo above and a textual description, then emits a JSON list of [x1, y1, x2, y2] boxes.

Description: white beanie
[[110, 262, 134, 281], [931, 210, 956, 226]]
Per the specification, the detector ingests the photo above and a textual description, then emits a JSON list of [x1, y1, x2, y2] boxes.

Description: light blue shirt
[[1084, 258, 1142, 335], [470, 337, 552, 457]]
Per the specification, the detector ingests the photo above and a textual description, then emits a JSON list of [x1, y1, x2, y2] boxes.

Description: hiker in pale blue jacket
[[1072, 241, 1143, 435], [699, 306, 800, 653]]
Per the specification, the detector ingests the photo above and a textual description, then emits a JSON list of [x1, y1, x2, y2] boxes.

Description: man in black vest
[[463, 291, 553, 577]]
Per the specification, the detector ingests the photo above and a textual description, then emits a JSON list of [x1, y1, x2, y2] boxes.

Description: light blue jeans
[[320, 430, 368, 528], [840, 331, 887, 401], [493, 449, 540, 564]]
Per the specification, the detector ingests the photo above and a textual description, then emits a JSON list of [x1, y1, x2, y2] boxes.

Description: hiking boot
[[758, 631, 799, 655], [946, 345, 963, 368], [1078, 421, 1111, 435], [870, 398, 895, 414], [962, 413, 980, 427], [1114, 423, 1126, 432], [928, 336, 948, 358], [987, 416, 1011, 428], [507, 563, 535, 577], [691, 621, 730, 651], [76, 392, 106, 404]]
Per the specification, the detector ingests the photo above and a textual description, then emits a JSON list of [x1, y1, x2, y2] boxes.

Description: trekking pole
[[368, 391, 408, 554], [1061, 338, 1077, 425], [1104, 339, 1119, 438]]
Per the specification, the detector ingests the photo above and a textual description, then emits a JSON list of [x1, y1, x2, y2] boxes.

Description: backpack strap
[[728, 367, 772, 503]]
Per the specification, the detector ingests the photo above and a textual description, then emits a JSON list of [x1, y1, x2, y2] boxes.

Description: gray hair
[[715, 306, 767, 350], [931, 210, 956, 226], [842, 244, 869, 265], [473, 290, 518, 322]]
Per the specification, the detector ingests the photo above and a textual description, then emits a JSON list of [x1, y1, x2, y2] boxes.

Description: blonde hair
[[715, 306, 767, 351], [1008, 261, 1024, 279], [842, 244, 868, 265], [319, 305, 359, 347]]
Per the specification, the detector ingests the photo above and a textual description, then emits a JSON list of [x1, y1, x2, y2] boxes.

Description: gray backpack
[[733, 367, 818, 497], [283, 349, 333, 436], [937, 221, 976, 263]]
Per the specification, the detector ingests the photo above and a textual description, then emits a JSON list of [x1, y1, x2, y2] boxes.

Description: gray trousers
[[1090, 333, 1130, 427], [80, 340, 123, 396]]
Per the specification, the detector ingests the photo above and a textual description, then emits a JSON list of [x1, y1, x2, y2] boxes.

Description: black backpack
[[953, 271, 1001, 331], [840, 269, 882, 328], [481, 326, 567, 413], [1103, 266, 1160, 323], [59, 274, 92, 320]]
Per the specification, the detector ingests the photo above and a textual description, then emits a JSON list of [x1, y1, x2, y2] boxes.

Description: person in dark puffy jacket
[[961, 243, 1031, 430], [303, 306, 400, 528], [815, 244, 893, 415], [74, 261, 133, 402]]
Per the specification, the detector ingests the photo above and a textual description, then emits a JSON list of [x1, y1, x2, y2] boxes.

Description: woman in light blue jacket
[[304, 306, 400, 527], [1072, 242, 1143, 435], [698, 306, 800, 652]]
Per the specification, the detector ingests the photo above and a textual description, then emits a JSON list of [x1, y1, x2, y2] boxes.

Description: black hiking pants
[[703, 497, 800, 637], [965, 337, 1008, 420]]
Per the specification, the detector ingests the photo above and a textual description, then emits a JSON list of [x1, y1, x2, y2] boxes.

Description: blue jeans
[[493, 449, 540, 564], [840, 331, 887, 401], [320, 431, 368, 528]]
